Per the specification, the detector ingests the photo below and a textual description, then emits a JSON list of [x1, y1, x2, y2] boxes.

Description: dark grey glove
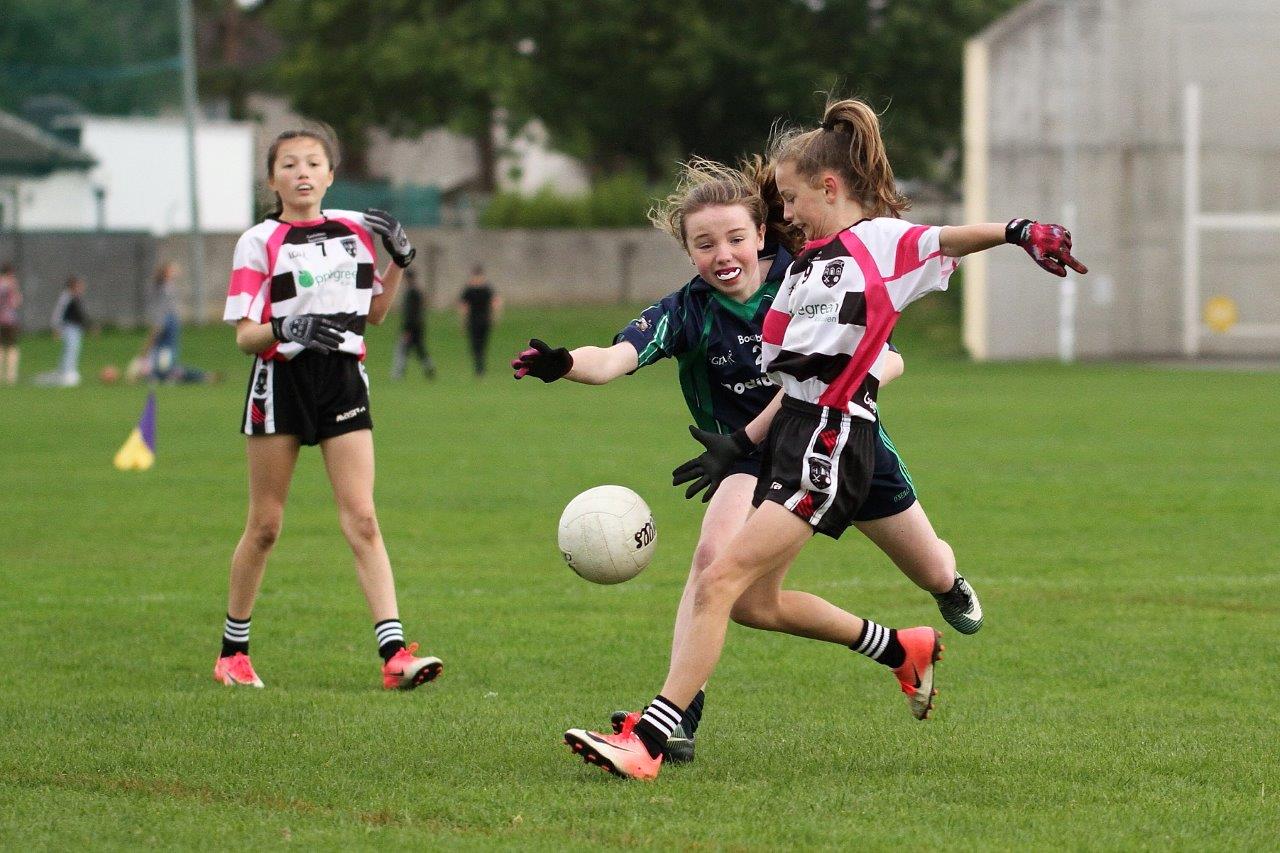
[[671, 426, 755, 502], [270, 314, 345, 353], [364, 208, 415, 268]]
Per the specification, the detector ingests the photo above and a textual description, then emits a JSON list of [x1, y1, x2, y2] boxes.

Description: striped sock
[[375, 619, 405, 662], [850, 619, 906, 669], [632, 694, 684, 759], [221, 614, 250, 658]]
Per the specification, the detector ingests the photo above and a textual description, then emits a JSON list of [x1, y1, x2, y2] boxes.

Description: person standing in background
[[391, 267, 436, 380], [44, 275, 88, 387], [0, 263, 21, 385], [457, 265, 502, 376]]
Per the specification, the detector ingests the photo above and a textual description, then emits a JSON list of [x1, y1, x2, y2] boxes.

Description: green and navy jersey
[[614, 248, 793, 434]]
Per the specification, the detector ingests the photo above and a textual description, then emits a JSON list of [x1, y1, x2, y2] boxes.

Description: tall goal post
[[1182, 82, 1280, 356]]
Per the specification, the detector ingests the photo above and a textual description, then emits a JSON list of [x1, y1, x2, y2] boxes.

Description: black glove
[[671, 426, 755, 502], [364, 208, 415, 268], [270, 314, 345, 353], [512, 338, 573, 382]]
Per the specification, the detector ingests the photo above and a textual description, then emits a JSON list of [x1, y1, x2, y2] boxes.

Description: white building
[[0, 110, 98, 231], [72, 115, 255, 235], [0, 111, 254, 235]]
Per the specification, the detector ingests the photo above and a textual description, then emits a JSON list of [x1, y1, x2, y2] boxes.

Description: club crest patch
[[342, 237, 358, 258], [821, 260, 845, 288]]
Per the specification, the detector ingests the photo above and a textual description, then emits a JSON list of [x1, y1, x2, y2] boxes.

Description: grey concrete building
[[963, 0, 1280, 360]]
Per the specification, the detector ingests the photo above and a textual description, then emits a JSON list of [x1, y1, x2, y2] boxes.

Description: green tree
[[265, 0, 543, 188], [0, 0, 184, 116], [259, 0, 1019, 187]]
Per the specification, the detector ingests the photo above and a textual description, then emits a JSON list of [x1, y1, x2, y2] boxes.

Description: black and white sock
[[375, 619, 405, 662], [850, 619, 906, 669], [632, 695, 684, 759], [221, 614, 250, 658]]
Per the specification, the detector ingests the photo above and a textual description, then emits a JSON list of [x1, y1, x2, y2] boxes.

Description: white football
[[557, 485, 656, 585]]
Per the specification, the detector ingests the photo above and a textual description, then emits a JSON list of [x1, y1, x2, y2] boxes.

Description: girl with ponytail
[[558, 98, 1086, 780]]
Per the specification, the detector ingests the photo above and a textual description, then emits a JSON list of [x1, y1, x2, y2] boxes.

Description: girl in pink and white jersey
[[564, 98, 1086, 780], [213, 129, 442, 692]]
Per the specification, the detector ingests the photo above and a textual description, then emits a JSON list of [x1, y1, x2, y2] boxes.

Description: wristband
[[1005, 218, 1032, 245]]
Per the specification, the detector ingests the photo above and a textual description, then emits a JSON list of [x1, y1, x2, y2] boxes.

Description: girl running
[[213, 128, 442, 691], [515, 156, 981, 764], [561, 99, 1086, 779]]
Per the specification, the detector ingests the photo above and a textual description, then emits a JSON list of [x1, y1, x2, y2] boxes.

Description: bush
[[479, 173, 657, 228]]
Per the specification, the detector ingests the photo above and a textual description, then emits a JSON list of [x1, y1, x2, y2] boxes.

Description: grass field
[[2, 300, 1277, 849]]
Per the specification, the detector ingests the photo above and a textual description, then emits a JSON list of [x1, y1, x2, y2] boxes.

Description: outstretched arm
[[941, 219, 1087, 277], [512, 339, 638, 385]]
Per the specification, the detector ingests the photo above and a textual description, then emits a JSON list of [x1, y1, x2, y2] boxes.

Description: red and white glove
[[1005, 219, 1088, 277]]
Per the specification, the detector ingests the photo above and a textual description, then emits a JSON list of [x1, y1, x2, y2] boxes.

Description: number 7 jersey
[[223, 210, 384, 361], [761, 217, 958, 421]]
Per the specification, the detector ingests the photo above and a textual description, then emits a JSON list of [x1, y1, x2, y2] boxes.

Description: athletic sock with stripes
[[850, 619, 906, 669], [632, 695, 684, 759], [375, 619, 406, 662], [221, 614, 250, 658]]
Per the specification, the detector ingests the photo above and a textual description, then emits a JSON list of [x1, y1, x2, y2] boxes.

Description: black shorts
[[240, 351, 373, 445], [752, 397, 877, 539], [0, 324, 18, 346], [735, 420, 916, 521]]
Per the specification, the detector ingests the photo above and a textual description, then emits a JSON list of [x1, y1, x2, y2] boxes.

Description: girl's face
[[774, 160, 840, 241], [683, 204, 766, 302], [268, 137, 334, 216]]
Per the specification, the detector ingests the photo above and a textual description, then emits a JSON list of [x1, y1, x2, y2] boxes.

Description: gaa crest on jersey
[[821, 260, 845, 288], [806, 456, 832, 490], [632, 316, 651, 333], [342, 237, 358, 258]]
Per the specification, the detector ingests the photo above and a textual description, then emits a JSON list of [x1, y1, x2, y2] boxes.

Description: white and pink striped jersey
[[761, 217, 958, 420], [223, 210, 384, 361]]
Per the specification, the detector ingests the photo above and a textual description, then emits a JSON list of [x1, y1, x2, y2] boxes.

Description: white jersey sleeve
[[223, 222, 276, 324], [855, 218, 958, 311]]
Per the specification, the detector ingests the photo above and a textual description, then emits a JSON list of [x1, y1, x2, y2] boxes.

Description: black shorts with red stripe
[[240, 350, 373, 445], [752, 396, 876, 539]]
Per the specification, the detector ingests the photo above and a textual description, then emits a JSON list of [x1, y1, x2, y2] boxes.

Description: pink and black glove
[[512, 338, 573, 382], [1006, 219, 1089, 277]]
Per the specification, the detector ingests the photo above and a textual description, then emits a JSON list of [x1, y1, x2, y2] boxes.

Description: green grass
[[2, 301, 1278, 849]]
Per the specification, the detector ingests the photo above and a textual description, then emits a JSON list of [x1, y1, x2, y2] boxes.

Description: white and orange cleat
[[381, 642, 443, 690], [213, 652, 264, 688], [564, 728, 663, 780], [892, 627, 943, 720]]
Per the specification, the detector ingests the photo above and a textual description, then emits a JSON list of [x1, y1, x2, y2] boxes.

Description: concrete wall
[[163, 227, 699, 323], [0, 232, 156, 331], [965, 0, 1280, 360], [165, 202, 957, 323]]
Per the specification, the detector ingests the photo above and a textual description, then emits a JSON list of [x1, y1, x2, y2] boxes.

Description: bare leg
[[659, 502, 813, 707], [669, 474, 757, 667], [729, 558, 867, 644], [228, 435, 300, 618], [854, 502, 956, 594], [320, 429, 398, 622]]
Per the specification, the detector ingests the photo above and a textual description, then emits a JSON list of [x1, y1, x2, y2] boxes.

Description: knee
[[341, 508, 381, 547], [692, 558, 748, 613], [691, 540, 719, 573], [244, 512, 283, 553]]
